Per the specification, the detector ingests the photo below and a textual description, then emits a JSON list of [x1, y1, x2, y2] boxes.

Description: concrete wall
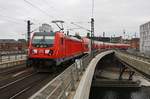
[[140, 22, 150, 55], [73, 50, 114, 99]]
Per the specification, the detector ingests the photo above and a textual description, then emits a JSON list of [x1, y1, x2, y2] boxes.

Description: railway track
[[0, 70, 59, 99], [0, 62, 70, 99], [0, 64, 27, 76]]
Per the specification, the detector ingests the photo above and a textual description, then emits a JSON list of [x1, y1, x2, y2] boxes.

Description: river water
[[89, 87, 150, 99]]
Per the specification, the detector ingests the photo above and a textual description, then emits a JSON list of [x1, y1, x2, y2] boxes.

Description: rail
[[30, 50, 102, 99], [126, 50, 150, 59], [116, 50, 150, 63], [115, 50, 150, 77]]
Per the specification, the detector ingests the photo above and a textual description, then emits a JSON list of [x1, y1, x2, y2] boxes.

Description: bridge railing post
[[75, 62, 79, 81], [82, 58, 86, 71], [83, 57, 88, 69], [60, 76, 67, 99], [0, 54, 2, 63], [15, 54, 17, 60], [21, 54, 23, 59], [8, 55, 10, 61], [80, 59, 84, 72], [70, 68, 75, 91]]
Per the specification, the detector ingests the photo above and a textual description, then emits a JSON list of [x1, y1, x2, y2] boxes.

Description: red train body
[[28, 31, 129, 69], [28, 31, 87, 68]]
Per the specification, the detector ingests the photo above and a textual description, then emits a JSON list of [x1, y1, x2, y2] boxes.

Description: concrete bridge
[[28, 50, 150, 99], [1, 50, 150, 99]]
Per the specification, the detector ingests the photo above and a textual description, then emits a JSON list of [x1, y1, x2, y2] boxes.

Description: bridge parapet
[[29, 54, 92, 99], [0, 54, 26, 68], [73, 50, 114, 99], [29, 50, 114, 99]]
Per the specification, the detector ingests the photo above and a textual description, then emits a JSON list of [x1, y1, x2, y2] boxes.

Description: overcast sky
[[0, 0, 150, 40]]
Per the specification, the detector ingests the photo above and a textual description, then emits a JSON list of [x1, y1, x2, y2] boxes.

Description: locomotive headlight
[[32, 49, 37, 54], [45, 50, 49, 54]]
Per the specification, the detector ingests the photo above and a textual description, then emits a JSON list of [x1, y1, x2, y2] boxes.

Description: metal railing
[[0, 53, 27, 68], [0, 50, 26, 56], [30, 50, 103, 99], [0, 54, 26, 63]]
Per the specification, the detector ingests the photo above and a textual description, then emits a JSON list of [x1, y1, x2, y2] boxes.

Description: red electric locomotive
[[28, 31, 86, 69], [27, 30, 129, 71]]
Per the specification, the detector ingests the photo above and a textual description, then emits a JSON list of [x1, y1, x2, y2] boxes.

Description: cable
[[42, 0, 66, 19], [0, 9, 26, 25], [24, 0, 87, 33], [25, 0, 77, 33], [71, 22, 91, 32], [24, 0, 54, 19], [42, 0, 55, 10], [0, 14, 25, 22], [38, 0, 72, 25], [0, 17, 25, 25], [0, 7, 26, 22]]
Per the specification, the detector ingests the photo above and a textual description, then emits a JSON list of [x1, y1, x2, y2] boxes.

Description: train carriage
[[28, 31, 130, 71]]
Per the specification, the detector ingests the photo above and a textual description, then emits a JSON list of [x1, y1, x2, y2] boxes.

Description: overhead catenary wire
[[0, 13, 26, 25], [24, 0, 80, 33], [71, 22, 91, 32], [24, 0, 90, 33], [23, 0, 65, 31], [24, 0, 54, 19], [0, 7, 26, 21], [30, 0, 64, 21], [41, 0, 56, 10], [0, 2, 49, 24], [43, 0, 71, 21], [0, 17, 25, 25], [33, 0, 74, 30]]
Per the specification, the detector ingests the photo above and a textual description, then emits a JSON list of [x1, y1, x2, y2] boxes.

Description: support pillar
[[119, 67, 127, 80]]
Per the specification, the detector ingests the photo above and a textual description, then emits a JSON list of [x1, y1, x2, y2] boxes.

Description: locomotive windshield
[[32, 32, 55, 47], [32, 36, 54, 44]]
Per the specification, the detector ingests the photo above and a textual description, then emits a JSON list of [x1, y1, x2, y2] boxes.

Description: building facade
[[130, 38, 139, 50], [0, 39, 27, 51], [140, 21, 150, 55], [39, 23, 53, 32]]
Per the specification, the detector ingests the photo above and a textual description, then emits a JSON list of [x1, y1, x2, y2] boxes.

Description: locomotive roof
[[34, 32, 55, 36]]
